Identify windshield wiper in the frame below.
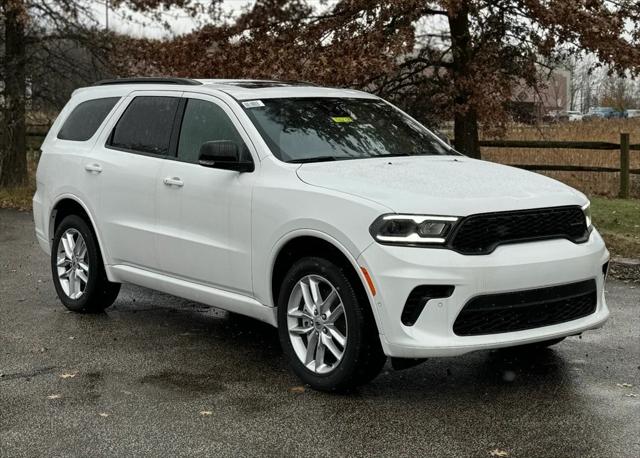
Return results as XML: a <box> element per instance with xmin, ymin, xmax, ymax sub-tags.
<box><xmin>287</xmin><ymin>156</ymin><xmax>339</xmax><ymax>164</ymax></box>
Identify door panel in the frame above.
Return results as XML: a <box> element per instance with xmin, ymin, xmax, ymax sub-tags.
<box><xmin>93</xmin><ymin>91</ymin><xmax>182</xmax><ymax>270</ymax></box>
<box><xmin>97</xmin><ymin>150</ymin><xmax>164</xmax><ymax>268</ymax></box>
<box><xmin>156</xmin><ymin>162</ymin><xmax>253</xmax><ymax>293</ymax></box>
<box><xmin>156</xmin><ymin>95</ymin><xmax>255</xmax><ymax>295</ymax></box>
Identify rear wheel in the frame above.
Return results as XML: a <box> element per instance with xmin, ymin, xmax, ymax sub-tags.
<box><xmin>51</xmin><ymin>215</ymin><xmax>120</xmax><ymax>313</ymax></box>
<box><xmin>277</xmin><ymin>257</ymin><xmax>386</xmax><ymax>391</ymax></box>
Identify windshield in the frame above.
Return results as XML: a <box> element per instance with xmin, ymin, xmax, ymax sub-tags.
<box><xmin>242</xmin><ymin>97</ymin><xmax>456</xmax><ymax>163</ymax></box>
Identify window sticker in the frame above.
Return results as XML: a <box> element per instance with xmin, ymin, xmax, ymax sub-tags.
<box><xmin>331</xmin><ymin>116</ymin><xmax>353</xmax><ymax>123</ymax></box>
<box><xmin>242</xmin><ymin>100</ymin><xmax>265</xmax><ymax>108</ymax></box>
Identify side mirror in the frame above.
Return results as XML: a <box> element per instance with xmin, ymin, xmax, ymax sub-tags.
<box><xmin>198</xmin><ymin>140</ymin><xmax>254</xmax><ymax>173</ymax></box>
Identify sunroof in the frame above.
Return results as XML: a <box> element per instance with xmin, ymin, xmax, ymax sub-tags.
<box><xmin>222</xmin><ymin>80</ymin><xmax>316</xmax><ymax>88</ymax></box>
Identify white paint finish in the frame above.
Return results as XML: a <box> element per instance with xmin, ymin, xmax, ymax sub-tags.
<box><xmin>194</xmin><ymin>80</ymin><xmax>378</xmax><ymax>101</ymax></box>
<box><xmin>34</xmin><ymin>80</ymin><xmax>609</xmax><ymax>361</ymax></box>
<box><xmin>95</xmin><ymin>149</ymin><xmax>164</xmax><ymax>268</ymax></box>
<box><xmin>358</xmin><ymin>231</ymin><xmax>609</xmax><ymax>357</ymax></box>
<box><xmin>156</xmin><ymin>160</ymin><xmax>254</xmax><ymax>294</ymax></box>
<box><xmin>249</xmin><ymin>156</ymin><xmax>390</xmax><ymax>307</ymax></box>
<box><xmin>296</xmin><ymin>155</ymin><xmax>588</xmax><ymax>215</ymax></box>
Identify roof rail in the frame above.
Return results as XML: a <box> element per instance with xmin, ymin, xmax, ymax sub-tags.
<box><xmin>215</xmin><ymin>79</ymin><xmax>319</xmax><ymax>88</ymax></box>
<box><xmin>94</xmin><ymin>77</ymin><xmax>203</xmax><ymax>86</ymax></box>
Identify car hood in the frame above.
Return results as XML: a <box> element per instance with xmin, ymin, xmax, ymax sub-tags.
<box><xmin>295</xmin><ymin>156</ymin><xmax>586</xmax><ymax>215</ymax></box>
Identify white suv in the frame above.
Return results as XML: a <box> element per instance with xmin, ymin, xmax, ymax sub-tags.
<box><xmin>34</xmin><ymin>78</ymin><xmax>610</xmax><ymax>391</ymax></box>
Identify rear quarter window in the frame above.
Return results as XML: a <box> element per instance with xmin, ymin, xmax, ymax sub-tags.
<box><xmin>57</xmin><ymin>97</ymin><xmax>120</xmax><ymax>142</ymax></box>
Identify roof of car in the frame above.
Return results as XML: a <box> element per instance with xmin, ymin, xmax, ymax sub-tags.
<box><xmin>86</xmin><ymin>78</ymin><xmax>377</xmax><ymax>101</ymax></box>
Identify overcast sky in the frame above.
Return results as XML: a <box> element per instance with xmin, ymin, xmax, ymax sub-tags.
<box><xmin>93</xmin><ymin>0</ymin><xmax>333</xmax><ymax>39</ymax></box>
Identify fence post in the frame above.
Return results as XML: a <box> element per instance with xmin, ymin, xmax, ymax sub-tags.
<box><xmin>619</xmin><ymin>133</ymin><xmax>630</xmax><ymax>199</ymax></box>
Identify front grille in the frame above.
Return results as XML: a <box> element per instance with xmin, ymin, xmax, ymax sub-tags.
<box><xmin>453</xmin><ymin>279</ymin><xmax>597</xmax><ymax>336</ymax></box>
<box><xmin>448</xmin><ymin>206</ymin><xmax>589</xmax><ymax>255</ymax></box>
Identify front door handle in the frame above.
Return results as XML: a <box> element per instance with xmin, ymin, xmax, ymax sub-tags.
<box><xmin>84</xmin><ymin>163</ymin><xmax>102</xmax><ymax>174</ymax></box>
<box><xmin>163</xmin><ymin>177</ymin><xmax>184</xmax><ymax>187</ymax></box>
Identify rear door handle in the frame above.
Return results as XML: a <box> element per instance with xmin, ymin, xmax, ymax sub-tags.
<box><xmin>84</xmin><ymin>163</ymin><xmax>102</xmax><ymax>174</ymax></box>
<box><xmin>163</xmin><ymin>177</ymin><xmax>184</xmax><ymax>187</ymax></box>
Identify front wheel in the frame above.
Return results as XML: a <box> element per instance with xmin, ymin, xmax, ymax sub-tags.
<box><xmin>51</xmin><ymin>215</ymin><xmax>120</xmax><ymax>313</ymax></box>
<box><xmin>277</xmin><ymin>257</ymin><xmax>386</xmax><ymax>391</ymax></box>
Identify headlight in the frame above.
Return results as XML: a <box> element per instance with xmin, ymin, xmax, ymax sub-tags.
<box><xmin>369</xmin><ymin>214</ymin><xmax>459</xmax><ymax>245</ymax></box>
<box><xmin>582</xmin><ymin>202</ymin><xmax>592</xmax><ymax>229</ymax></box>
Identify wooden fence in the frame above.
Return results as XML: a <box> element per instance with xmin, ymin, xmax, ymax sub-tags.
<box><xmin>479</xmin><ymin>133</ymin><xmax>638</xmax><ymax>199</ymax></box>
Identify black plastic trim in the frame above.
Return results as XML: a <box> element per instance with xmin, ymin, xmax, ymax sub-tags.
<box><xmin>453</xmin><ymin>279</ymin><xmax>597</xmax><ymax>336</ymax></box>
<box><xmin>446</xmin><ymin>205</ymin><xmax>590</xmax><ymax>255</ymax></box>
<box><xmin>168</xmin><ymin>98</ymin><xmax>187</xmax><ymax>158</ymax></box>
<box><xmin>402</xmin><ymin>285</ymin><xmax>455</xmax><ymax>326</ymax></box>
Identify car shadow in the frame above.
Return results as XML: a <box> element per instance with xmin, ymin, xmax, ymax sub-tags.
<box><xmin>69</xmin><ymin>285</ymin><xmax>582</xmax><ymax>397</ymax></box>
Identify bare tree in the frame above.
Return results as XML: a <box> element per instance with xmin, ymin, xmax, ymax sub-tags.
<box><xmin>0</xmin><ymin>0</ymin><xmax>201</xmax><ymax>187</ymax></box>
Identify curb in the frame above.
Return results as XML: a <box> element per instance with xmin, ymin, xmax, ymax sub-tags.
<box><xmin>610</xmin><ymin>257</ymin><xmax>640</xmax><ymax>283</ymax></box>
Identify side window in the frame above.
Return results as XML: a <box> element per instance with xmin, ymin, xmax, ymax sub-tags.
<box><xmin>177</xmin><ymin>98</ymin><xmax>249</xmax><ymax>163</ymax></box>
<box><xmin>57</xmin><ymin>97</ymin><xmax>120</xmax><ymax>141</ymax></box>
<box><xmin>109</xmin><ymin>96</ymin><xmax>180</xmax><ymax>156</ymax></box>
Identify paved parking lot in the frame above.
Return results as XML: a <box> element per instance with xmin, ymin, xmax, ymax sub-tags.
<box><xmin>1</xmin><ymin>209</ymin><xmax>639</xmax><ymax>457</ymax></box>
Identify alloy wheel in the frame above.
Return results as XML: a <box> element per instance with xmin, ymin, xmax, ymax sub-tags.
<box><xmin>287</xmin><ymin>274</ymin><xmax>348</xmax><ymax>374</ymax></box>
<box><xmin>56</xmin><ymin>228</ymin><xmax>89</xmax><ymax>299</ymax></box>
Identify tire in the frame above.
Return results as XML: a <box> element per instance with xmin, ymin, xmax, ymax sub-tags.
<box><xmin>277</xmin><ymin>256</ymin><xmax>386</xmax><ymax>391</ymax></box>
<box><xmin>51</xmin><ymin>214</ymin><xmax>120</xmax><ymax>313</ymax></box>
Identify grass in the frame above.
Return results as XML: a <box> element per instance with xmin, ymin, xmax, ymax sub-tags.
<box><xmin>591</xmin><ymin>197</ymin><xmax>640</xmax><ymax>258</ymax></box>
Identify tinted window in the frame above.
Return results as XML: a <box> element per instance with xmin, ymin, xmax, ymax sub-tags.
<box><xmin>243</xmin><ymin>98</ymin><xmax>455</xmax><ymax>163</ymax></box>
<box><xmin>57</xmin><ymin>97</ymin><xmax>120</xmax><ymax>141</ymax></box>
<box><xmin>110</xmin><ymin>96</ymin><xmax>180</xmax><ymax>155</ymax></box>
<box><xmin>178</xmin><ymin>99</ymin><xmax>248</xmax><ymax>163</ymax></box>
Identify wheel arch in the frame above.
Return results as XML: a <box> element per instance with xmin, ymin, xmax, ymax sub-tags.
<box><xmin>49</xmin><ymin>195</ymin><xmax>111</xmax><ymax>273</ymax></box>
<box><xmin>269</xmin><ymin>231</ymin><xmax>382</xmax><ymax>335</ymax></box>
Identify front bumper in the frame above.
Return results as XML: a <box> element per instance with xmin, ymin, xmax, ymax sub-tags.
<box><xmin>357</xmin><ymin>230</ymin><xmax>610</xmax><ymax>358</ymax></box>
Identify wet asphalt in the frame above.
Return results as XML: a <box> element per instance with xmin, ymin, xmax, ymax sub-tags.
<box><xmin>0</xmin><ymin>209</ymin><xmax>639</xmax><ymax>457</ymax></box>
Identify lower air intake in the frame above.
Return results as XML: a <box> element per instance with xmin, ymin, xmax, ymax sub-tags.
<box><xmin>453</xmin><ymin>279</ymin><xmax>597</xmax><ymax>336</ymax></box>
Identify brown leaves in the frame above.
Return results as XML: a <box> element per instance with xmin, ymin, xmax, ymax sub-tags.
<box><xmin>59</xmin><ymin>372</ymin><xmax>77</xmax><ymax>379</ymax></box>
<box><xmin>108</xmin><ymin>0</ymin><xmax>640</xmax><ymax>141</ymax></box>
